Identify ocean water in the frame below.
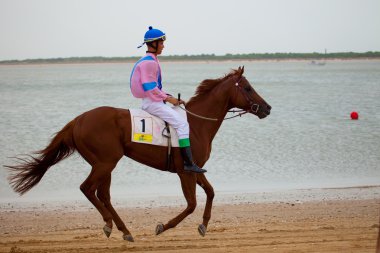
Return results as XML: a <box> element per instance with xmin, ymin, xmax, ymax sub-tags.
<box><xmin>0</xmin><ymin>60</ymin><xmax>379</xmax><ymax>203</ymax></box>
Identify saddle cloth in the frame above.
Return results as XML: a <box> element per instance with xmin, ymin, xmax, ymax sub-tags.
<box><xmin>129</xmin><ymin>108</ymin><xmax>187</xmax><ymax>147</ymax></box>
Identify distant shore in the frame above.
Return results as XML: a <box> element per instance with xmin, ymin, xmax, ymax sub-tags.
<box><xmin>0</xmin><ymin>58</ymin><xmax>379</xmax><ymax>67</ymax></box>
<box><xmin>1</xmin><ymin>52</ymin><xmax>379</xmax><ymax>65</ymax></box>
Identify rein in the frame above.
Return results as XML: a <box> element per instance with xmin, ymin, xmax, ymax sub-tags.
<box><xmin>178</xmin><ymin>105</ymin><xmax>218</xmax><ymax>121</ymax></box>
<box><xmin>178</xmin><ymin>76</ymin><xmax>260</xmax><ymax>121</ymax></box>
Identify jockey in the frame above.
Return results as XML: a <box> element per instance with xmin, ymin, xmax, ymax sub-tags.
<box><xmin>130</xmin><ymin>26</ymin><xmax>207</xmax><ymax>173</ymax></box>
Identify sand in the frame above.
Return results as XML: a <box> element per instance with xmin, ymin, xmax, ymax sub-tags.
<box><xmin>1</xmin><ymin>190</ymin><xmax>379</xmax><ymax>253</ymax></box>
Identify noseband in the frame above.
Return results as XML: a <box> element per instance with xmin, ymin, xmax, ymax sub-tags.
<box><xmin>224</xmin><ymin>77</ymin><xmax>260</xmax><ymax>120</ymax></box>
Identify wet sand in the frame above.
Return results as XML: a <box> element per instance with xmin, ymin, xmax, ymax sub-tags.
<box><xmin>1</xmin><ymin>196</ymin><xmax>379</xmax><ymax>252</ymax></box>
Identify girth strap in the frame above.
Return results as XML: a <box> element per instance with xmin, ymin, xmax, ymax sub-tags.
<box><xmin>162</xmin><ymin>122</ymin><xmax>173</xmax><ymax>171</ymax></box>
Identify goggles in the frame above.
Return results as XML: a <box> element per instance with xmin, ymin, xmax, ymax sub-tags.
<box><xmin>145</xmin><ymin>35</ymin><xmax>166</xmax><ymax>43</ymax></box>
<box><xmin>138</xmin><ymin>35</ymin><xmax>166</xmax><ymax>48</ymax></box>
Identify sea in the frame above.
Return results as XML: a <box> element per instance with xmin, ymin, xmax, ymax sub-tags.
<box><xmin>0</xmin><ymin>60</ymin><xmax>379</xmax><ymax>206</ymax></box>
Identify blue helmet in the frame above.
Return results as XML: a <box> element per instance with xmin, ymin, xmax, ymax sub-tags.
<box><xmin>138</xmin><ymin>26</ymin><xmax>166</xmax><ymax>48</ymax></box>
<box><xmin>144</xmin><ymin>26</ymin><xmax>166</xmax><ymax>42</ymax></box>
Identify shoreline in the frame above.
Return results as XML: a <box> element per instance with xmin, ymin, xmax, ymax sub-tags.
<box><xmin>1</xmin><ymin>185</ymin><xmax>379</xmax><ymax>211</ymax></box>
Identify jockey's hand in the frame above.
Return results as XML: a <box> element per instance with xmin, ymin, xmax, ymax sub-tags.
<box><xmin>165</xmin><ymin>97</ymin><xmax>186</xmax><ymax>106</ymax></box>
<box><xmin>178</xmin><ymin>99</ymin><xmax>186</xmax><ymax>105</ymax></box>
<box><xmin>165</xmin><ymin>96</ymin><xmax>179</xmax><ymax>106</ymax></box>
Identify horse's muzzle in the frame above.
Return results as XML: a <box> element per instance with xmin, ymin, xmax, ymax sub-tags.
<box><xmin>258</xmin><ymin>103</ymin><xmax>271</xmax><ymax>119</ymax></box>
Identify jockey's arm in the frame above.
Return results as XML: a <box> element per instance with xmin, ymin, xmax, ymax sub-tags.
<box><xmin>140</xmin><ymin>61</ymin><xmax>168</xmax><ymax>102</ymax></box>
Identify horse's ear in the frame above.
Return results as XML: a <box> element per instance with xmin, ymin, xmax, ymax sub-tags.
<box><xmin>237</xmin><ymin>66</ymin><xmax>244</xmax><ymax>78</ymax></box>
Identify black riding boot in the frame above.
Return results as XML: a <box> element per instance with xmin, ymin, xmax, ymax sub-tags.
<box><xmin>180</xmin><ymin>146</ymin><xmax>207</xmax><ymax>173</ymax></box>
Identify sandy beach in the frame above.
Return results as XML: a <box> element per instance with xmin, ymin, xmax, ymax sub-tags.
<box><xmin>1</xmin><ymin>187</ymin><xmax>379</xmax><ymax>253</ymax></box>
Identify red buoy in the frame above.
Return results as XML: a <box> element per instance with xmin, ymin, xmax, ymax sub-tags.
<box><xmin>350</xmin><ymin>111</ymin><xmax>359</xmax><ymax>120</ymax></box>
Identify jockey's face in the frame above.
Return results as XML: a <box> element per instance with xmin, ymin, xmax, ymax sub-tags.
<box><xmin>147</xmin><ymin>40</ymin><xmax>165</xmax><ymax>55</ymax></box>
<box><xmin>156</xmin><ymin>40</ymin><xmax>165</xmax><ymax>55</ymax></box>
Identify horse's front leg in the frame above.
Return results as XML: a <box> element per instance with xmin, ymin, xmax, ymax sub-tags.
<box><xmin>196</xmin><ymin>174</ymin><xmax>214</xmax><ymax>236</ymax></box>
<box><xmin>155</xmin><ymin>172</ymin><xmax>197</xmax><ymax>235</ymax></box>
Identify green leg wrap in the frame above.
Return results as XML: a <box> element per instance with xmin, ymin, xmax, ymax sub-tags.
<box><xmin>179</xmin><ymin>138</ymin><xmax>190</xmax><ymax>148</ymax></box>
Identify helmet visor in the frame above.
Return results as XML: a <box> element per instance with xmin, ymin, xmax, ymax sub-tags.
<box><xmin>145</xmin><ymin>35</ymin><xmax>166</xmax><ymax>43</ymax></box>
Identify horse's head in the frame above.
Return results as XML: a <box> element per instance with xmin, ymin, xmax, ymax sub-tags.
<box><xmin>187</xmin><ymin>67</ymin><xmax>271</xmax><ymax>120</ymax></box>
<box><xmin>228</xmin><ymin>66</ymin><xmax>271</xmax><ymax>119</ymax></box>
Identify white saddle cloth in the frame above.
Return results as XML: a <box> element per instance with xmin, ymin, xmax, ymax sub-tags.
<box><xmin>129</xmin><ymin>108</ymin><xmax>187</xmax><ymax>147</ymax></box>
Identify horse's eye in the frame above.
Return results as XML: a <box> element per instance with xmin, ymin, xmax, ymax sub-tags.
<box><xmin>244</xmin><ymin>86</ymin><xmax>252</xmax><ymax>92</ymax></box>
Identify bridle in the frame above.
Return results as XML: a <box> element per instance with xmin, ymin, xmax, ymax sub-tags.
<box><xmin>179</xmin><ymin>75</ymin><xmax>261</xmax><ymax>121</ymax></box>
<box><xmin>224</xmin><ymin>76</ymin><xmax>260</xmax><ymax>120</ymax></box>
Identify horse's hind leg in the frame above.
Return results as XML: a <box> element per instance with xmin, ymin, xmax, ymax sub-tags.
<box><xmin>156</xmin><ymin>172</ymin><xmax>197</xmax><ymax>235</ymax></box>
<box><xmin>196</xmin><ymin>174</ymin><xmax>215</xmax><ymax>236</ymax></box>
<box><xmin>80</xmin><ymin>164</ymin><xmax>117</xmax><ymax>236</ymax></box>
<box><xmin>96</xmin><ymin>174</ymin><xmax>134</xmax><ymax>242</ymax></box>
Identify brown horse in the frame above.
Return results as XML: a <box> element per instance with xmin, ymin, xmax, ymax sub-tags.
<box><xmin>6</xmin><ymin>66</ymin><xmax>271</xmax><ymax>242</ymax></box>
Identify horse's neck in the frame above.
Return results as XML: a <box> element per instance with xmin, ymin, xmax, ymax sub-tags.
<box><xmin>186</xmin><ymin>82</ymin><xmax>232</xmax><ymax>164</ymax></box>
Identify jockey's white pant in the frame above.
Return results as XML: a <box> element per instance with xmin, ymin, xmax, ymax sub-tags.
<box><xmin>141</xmin><ymin>98</ymin><xmax>189</xmax><ymax>139</ymax></box>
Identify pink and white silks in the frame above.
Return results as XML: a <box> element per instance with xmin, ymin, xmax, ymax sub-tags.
<box><xmin>130</xmin><ymin>53</ymin><xmax>190</xmax><ymax>140</ymax></box>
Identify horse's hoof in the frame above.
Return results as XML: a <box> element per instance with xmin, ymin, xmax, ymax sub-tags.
<box><xmin>155</xmin><ymin>223</ymin><xmax>164</xmax><ymax>235</ymax></box>
<box><xmin>198</xmin><ymin>224</ymin><xmax>207</xmax><ymax>237</ymax></box>
<box><xmin>103</xmin><ymin>225</ymin><xmax>112</xmax><ymax>238</ymax></box>
<box><xmin>123</xmin><ymin>234</ymin><xmax>134</xmax><ymax>242</ymax></box>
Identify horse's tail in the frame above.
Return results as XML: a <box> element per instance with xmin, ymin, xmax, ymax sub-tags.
<box><xmin>6</xmin><ymin>119</ymin><xmax>77</xmax><ymax>195</ymax></box>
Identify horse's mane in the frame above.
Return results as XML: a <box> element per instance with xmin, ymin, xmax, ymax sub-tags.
<box><xmin>188</xmin><ymin>69</ymin><xmax>239</xmax><ymax>104</ymax></box>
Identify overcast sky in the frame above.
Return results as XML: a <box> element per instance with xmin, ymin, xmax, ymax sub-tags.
<box><xmin>1</xmin><ymin>0</ymin><xmax>379</xmax><ymax>60</ymax></box>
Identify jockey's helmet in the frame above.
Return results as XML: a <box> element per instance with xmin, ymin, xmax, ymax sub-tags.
<box><xmin>138</xmin><ymin>26</ymin><xmax>166</xmax><ymax>48</ymax></box>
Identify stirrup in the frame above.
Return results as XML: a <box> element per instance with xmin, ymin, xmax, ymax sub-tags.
<box><xmin>184</xmin><ymin>164</ymin><xmax>207</xmax><ymax>173</ymax></box>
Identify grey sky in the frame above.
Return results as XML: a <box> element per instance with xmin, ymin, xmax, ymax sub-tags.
<box><xmin>0</xmin><ymin>0</ymin><xmax>379</xmax><ymax>60</ymax></box>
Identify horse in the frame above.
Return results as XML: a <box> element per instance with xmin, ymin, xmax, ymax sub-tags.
<box><xmin>5</xmin><ymin>66</ymin><xmax>271</xmax><ymax>242</ymax></box>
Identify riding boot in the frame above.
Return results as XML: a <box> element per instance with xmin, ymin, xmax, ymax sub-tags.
<box><xmin>180</xmin><ymin>146</ymin><xmax>207</xmax><ymax>173</ymax></box>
